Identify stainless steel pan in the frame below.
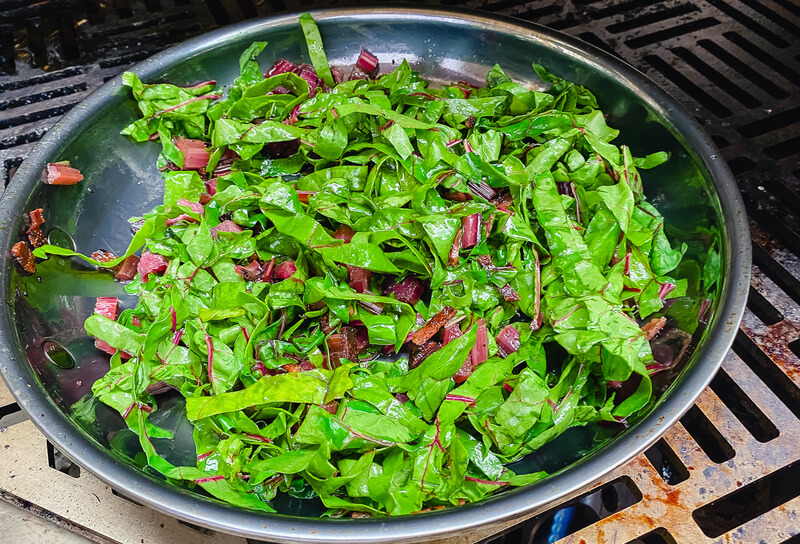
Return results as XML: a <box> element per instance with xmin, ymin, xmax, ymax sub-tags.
<box><xmin>0</xmin><ymin>7</ymin><xmax>750</xmax><ymax>543</ymax></box>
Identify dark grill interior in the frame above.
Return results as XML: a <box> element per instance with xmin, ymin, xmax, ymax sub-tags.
<box><xmin>1</xmin><ymin>0</ymin><xmax>799</xmax><ymax>542</ymax></box>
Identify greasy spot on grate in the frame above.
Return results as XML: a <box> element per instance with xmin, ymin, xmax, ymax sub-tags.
<box><xmin>680</xmin><ymin>405</ymin><xmax>735</xmax><ymax>463</ymax></box>
<box><xmin>747</xmin><ymin>286</ymin><xmax>784</xmax><ymax>326</ymax></box>
<box><xmin>644</xmin><ymin>439</ymin><xmax>690</xmax><ymax>485</ymax></box>
<box><xmin>756</xmin><ymin>179</ymin><xmax>800</xmax><ymax>223</ymax></box>
<box><xmin>692</xmin><ymin>459</ymin><xmax>800</xmax><ymax>538</ymax></box>
<box><xmin>46</xmin><ymin>441</ymin><xmax>80</xmax><ymax>479</ymax></box>
<box><xmin>709</xmin><ymin>369</ymin><xmax>780</xmax><ymax>443</ymax></box>
<box><xmin>733</xmin><ymin>331</ymin><xmax>800</xmax><ymax>420</ymax></box>
<box><xmin>626</xmin><ymin>527</ymin><xmax>678</xmax><ymax>544</ymax></box>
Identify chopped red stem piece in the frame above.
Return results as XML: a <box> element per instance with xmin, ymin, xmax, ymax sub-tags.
<box><xmin>333</xmin><ymin>224</ymin><xmax>355</xmax><ymax>243</ymax></box>
<box><xmin>235</xmin><ymin>260</ymin><xmax>263</xmax><ymax>282</ymax></box>
<box><xmin>42</xmin><ymin>163</ymin><xmax>83</xmax><ymax>185</ymax></box>
<box><xmin>461</xmin><ymin>213</ymin><xmax>481</xmax><ymax>249</ymax></box>
<box><xmin>94</xmin><ymin>297</ymin><xmax>119</xmax><ymax>320</ymax></box>
<box><xmin>355</xmin><ymin>49</ymin><xmax>379</xmax><ymax>72</ymax></box>
<box><xmin>274</xmin><ymin>260</ymin><xmax>297</xmax><ymax>280</ymax></box>
<box><xmin>266</xmin><ymin>58</ymin><xmax>298</xmax><ymax>77</ymax></box>
<box><xmin>496</xmin><ymin>325</ymin><xmax>520</xmax><ymax>357</ymax></box>
<box><xmin>410</xmin><ymin>306</ymin><xmax>457</xmax><ymax>345</ymax></box>
<box><xmin>297</xmin><ymin>190</ymin><xmax>316</xmax><ymax>204</ymax></box>
<box><xmin>410</xmin><ymin>340</ymin><xmax>442</xmax><ymax>369</ymax></box>
<box><xmin>407</xmin><ymin>92</ymin><xmax>441</xmax><ymax>100</ymax></box>
<box><xmin>210</xmin><ymin>220</ymin><xmax>243</xmax><ymax>238</ymax></box>
<box><xmin>443</xmin><ymin>323</ymin><xmax>463</xmax><ymax>345</ymax></box>
<box><xmin>138</xmin><ymin>252</ymin><xmax>168</xmax><ymax>282</ymax></box>
<box><xmin>205</xmin><ymin>334</ymin><xmax>215</xmax><ymax>389</ymax></box>
<box><xmin>175</xmin><ymin>138</ymin><xmax>210</xmax><ymax>171</ymax></box>
<box><xmin>471</xmin><ymin>319</ymin><xmax>489</xmax><ymax>367</ymax></box>
<box><xmin>444</xmin><ymin>394</ymin><xmax>476</xmax><ymax>405</ymax></box>
<box><xmin>348</xmin><ymin>266</ymin><xmax>372</xmax><ymax>294</ymax></box>
<box><xmin>385</xmin><ymin>277</ymin><xmax>425</xmax><ymax>305</ymax></box>
<box><xmin>658</xmin><ymin>282</ymin><xmax>676</xmax><ymax>300</ymax></box>
<box><xmin>114</xmin><ymin>255</ymin><xmax>140</xmax><ymax>281</ymax></box>
<box><xmin>448</xmin><ymin>228</ymin><xmax>463</xmax><ymax>267</ymax></box>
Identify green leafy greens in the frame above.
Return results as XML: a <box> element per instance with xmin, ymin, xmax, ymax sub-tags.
<box><xmin>37</xmin><ymin>14</ymin><xmax>715</xmax><ymax>517</ymax></box>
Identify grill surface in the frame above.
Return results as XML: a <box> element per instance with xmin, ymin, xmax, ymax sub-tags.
<box><xmin>0</xmin><ymin>0</ymin><xmax>799</xmax><ymax>543</ymax></box>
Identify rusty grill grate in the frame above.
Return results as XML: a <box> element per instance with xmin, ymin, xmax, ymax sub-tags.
<box><xmin>1</xmin><ymin>0</ymin><xmax>799</xmax><ymax>542</ymax></box>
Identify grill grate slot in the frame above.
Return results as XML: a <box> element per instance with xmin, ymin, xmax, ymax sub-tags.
<box><xmin>692</xmin><ymin>459</ymin><xmax>800</xmax><ymax>538</ymax></box>
<box><xmin>733</xmin><ymin>331</ymin><xmax>800</xmax><ymax>420</ymax></box>
<box><xmin>709</xmin><ymin>369</ymin><xmax>780</xmax><ymax>442</ymax></box>
<box><xmin>679</xmin><ymin>405</ymin><xmax>736</xmax><ymax>463</ymax></box>
<box><xmin>626</xmin><ymin>529</ymin><xmax>678</xmax><ymax>544</ymax></box>
<box><xmin>747</xmin><ymin>285</ymin><xmax>784</xmax><ymax>325</ymax></box>
<box><xmin>644</xmin><ymin>53</ymin><xmax>734</xmax><ymax>117</ymax></box>
<box><xmin>643</xmin><ymin>439</ymin><xmax>690</xmax><ymax>485</ymax></box>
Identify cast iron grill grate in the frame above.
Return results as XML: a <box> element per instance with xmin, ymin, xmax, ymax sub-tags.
<box><xmin>0</xmin><ymin>0</ymin><xmax>798</xmax><ymax>543</ymax></box>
